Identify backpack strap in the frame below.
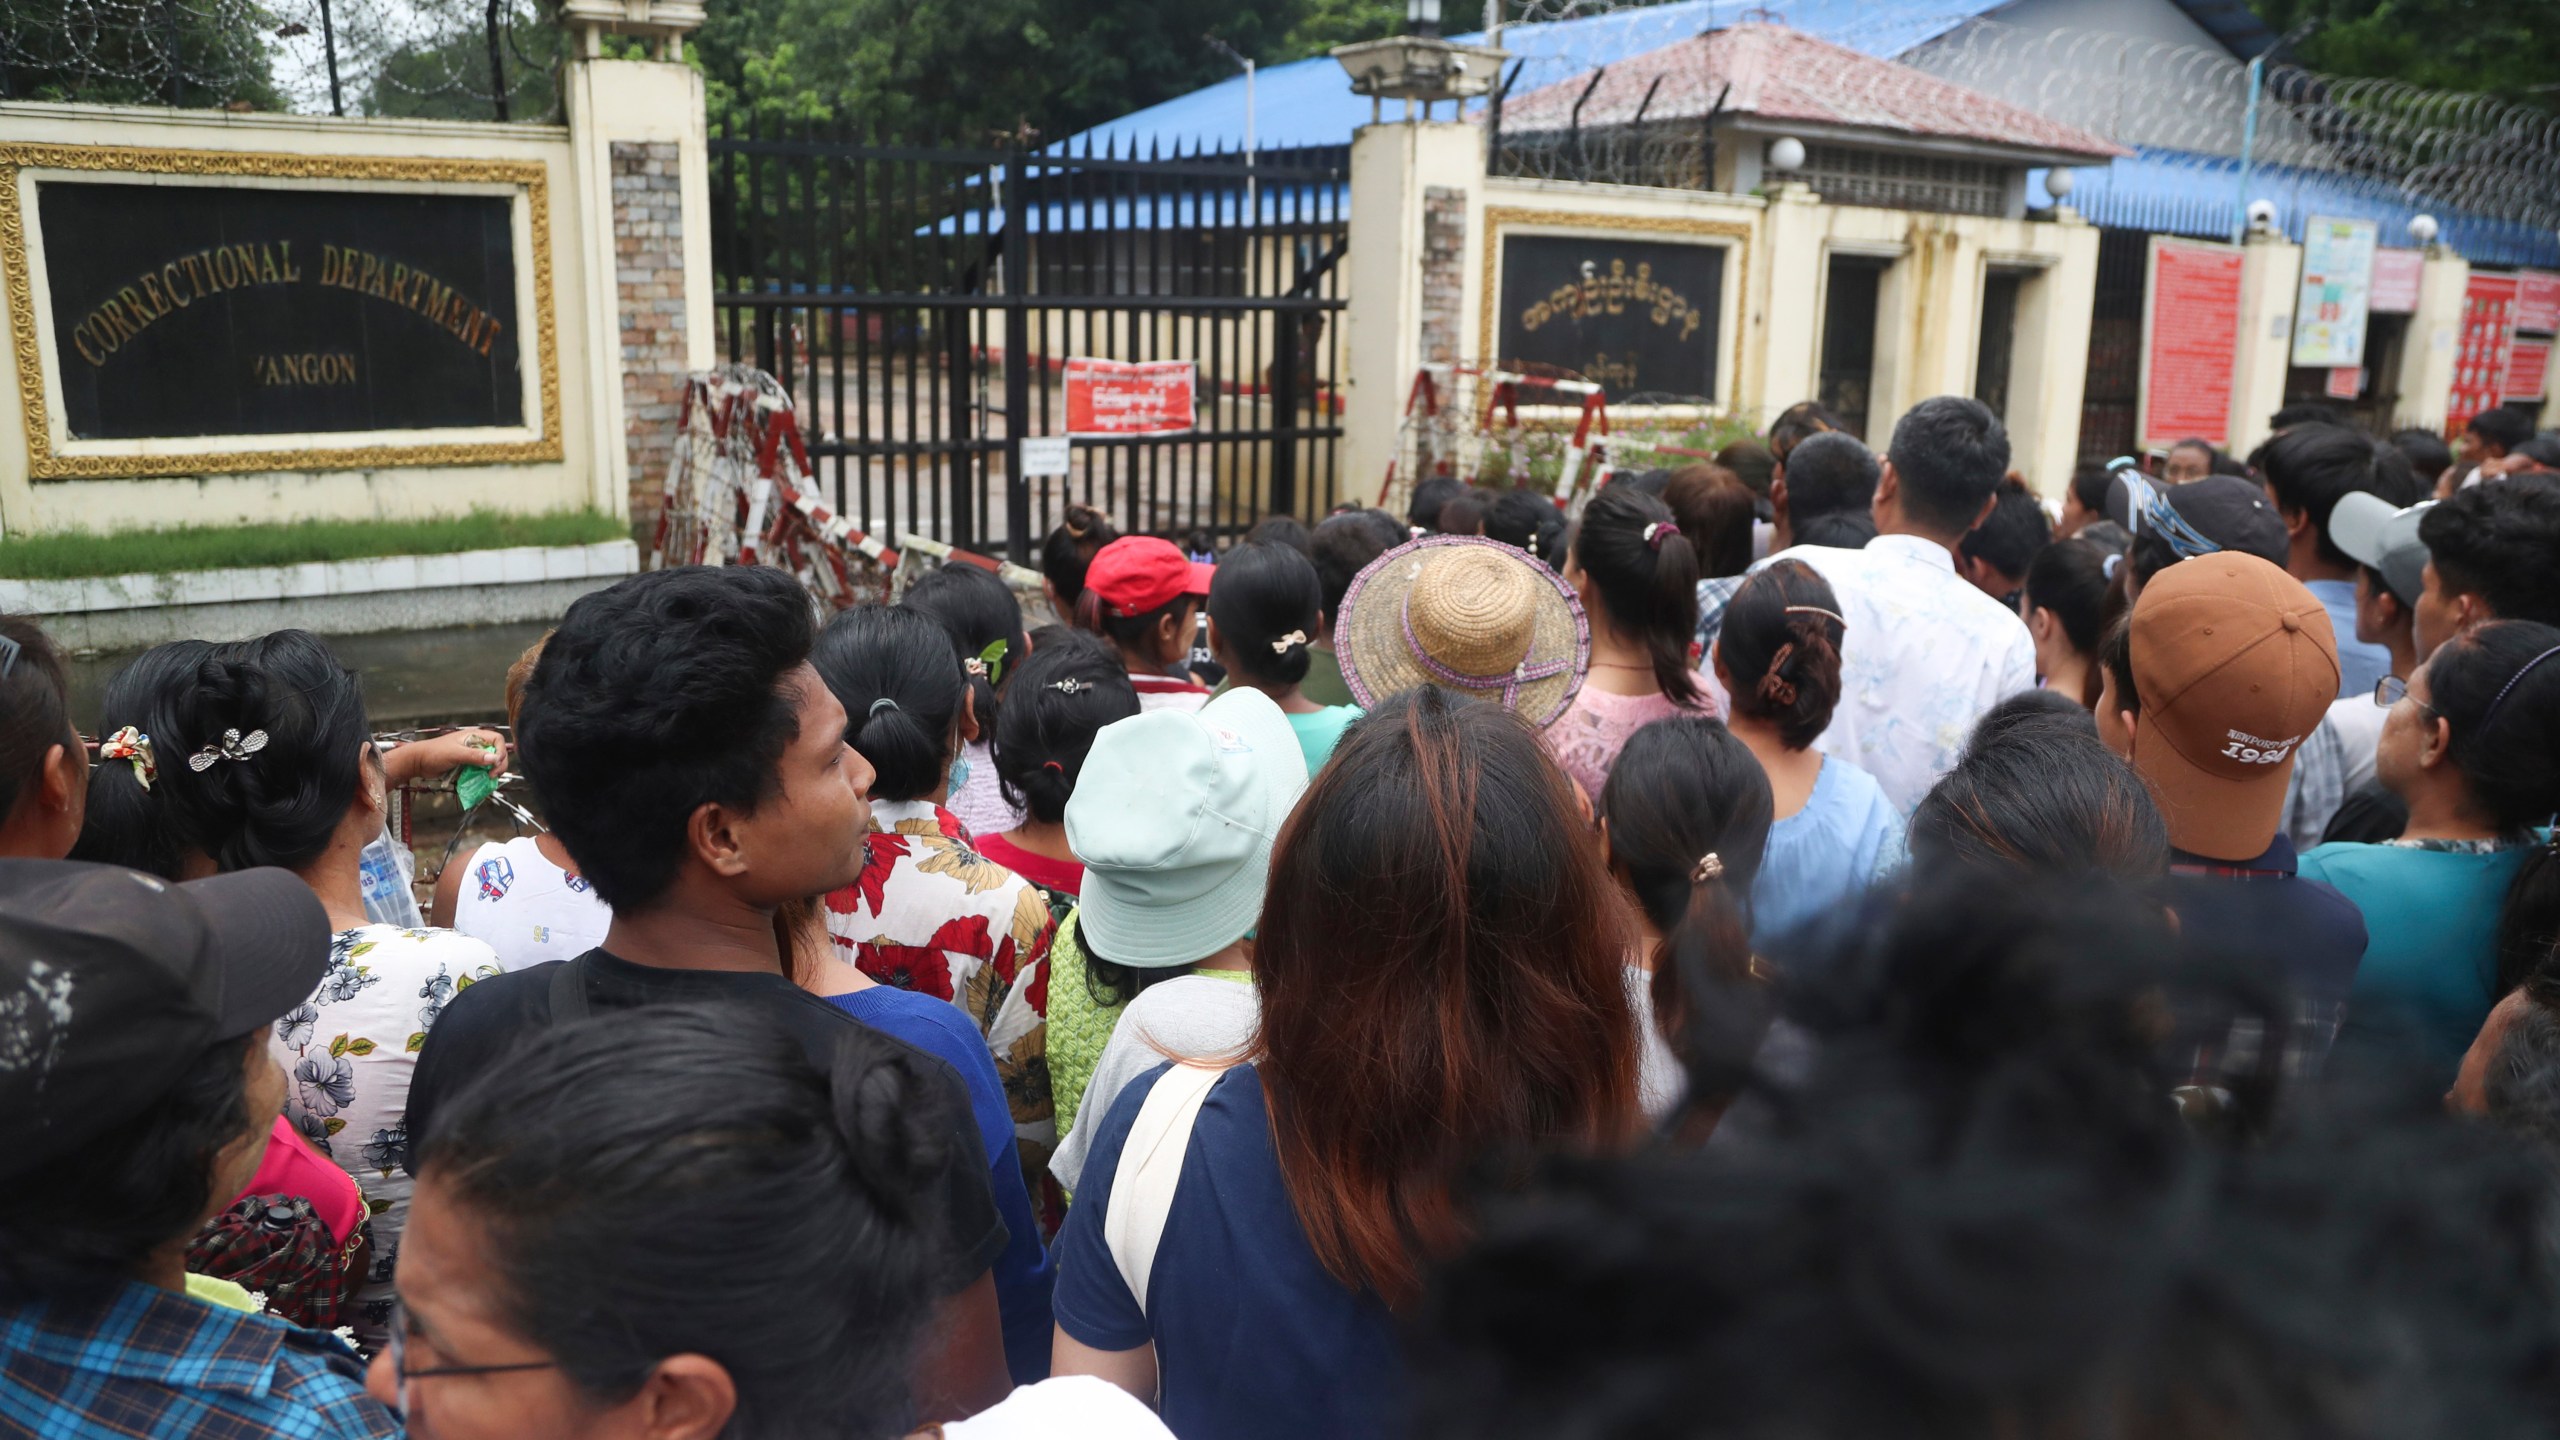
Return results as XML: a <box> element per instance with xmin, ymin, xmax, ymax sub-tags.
<box><xmin>547</xmin><ymin>956</ymin><xmax>591</xmax><ymax>1023</ymax></box>
<box><xmin>1103</xmin><ymin>1062</ymin><xmax>1228</xmax><ymax>1317</ymax></box>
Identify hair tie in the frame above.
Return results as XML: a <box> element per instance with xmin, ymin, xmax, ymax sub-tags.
<box><xmin>1042</xmin><ymin>760</ymin><xmax>1065</xmax><ymax>775</ymax></box>
<box><xmin>1781</xmin><ymin>603</ymin><xmax>1846</xmax><ymax>629</ymax></box>
<box><xmin>2102</xmin><ymin>552</ymin><xmax>2123</xmax><ymax>581</ymax></box>
<box><xmin>2483</xmin><ymin>644</ymin><xmax>2560</xmax><ymax>726</ymax></box>
<box><xmin>100</xmin><ymin>726</ymin><xmax>156</xmax><ymax>790</ymax></box>
<box><xmin>1270</xmin><ymin>630</ymin><xmax>1309</xmax><ymax>655</ymax></box>
<box><xmin>1690</xmin><ymin>852</ymin><xmax>1724</xmax><ymax>883</ymax></box>
<box><xmin>964</xmin><ymin>657</ymin><xmax>988</xmax><ymax>678</ymax></box>
<box><xmin>187</xmin><ymin>727</ymin><xmax>267</xmax><ymax>774</ymax></box>
<box><xmin>1643</xmin><ymin>521</ymin><xmax>1681</xmax><ymax>550</ymax></box>
<box><xmin>1047</xmin><ymin>677</ymin><xmax>1088</xmax><ymax>694</ymax></box>
<box><xmin>868</xmin><ymin>698</ymin><xmax>900</xmax><ymax>718</ymax></box>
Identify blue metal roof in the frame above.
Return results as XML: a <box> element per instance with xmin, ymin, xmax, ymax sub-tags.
<box><xmin>2033</xmin><ymin>147</ymin><xmax>2560</xmax><ymax>268</ymax></box>
<box><xmin>1062</xmin><ymin>0</ymin><xmax>2017</xmax><ymax>157</ymax></box>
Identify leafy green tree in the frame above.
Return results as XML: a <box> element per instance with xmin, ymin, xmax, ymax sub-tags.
<box><xmin>1282</xmin><ymin>0</ymin><xmax>1405</xmax><ymax>59</ymax></box>
<box><xmin>1</xmin><ymin>0</ymin><xmax>280</xmax><ymax>108</ymax></box>
<box><xmin>362</xmin><ymin>11</ymin><xmax>562</xmax><ymax>120</ymax></box>
<box><xmin>2248</xmin><ymin>0</ymin><xmax>2560</xmax><ymax>107</ymax></box>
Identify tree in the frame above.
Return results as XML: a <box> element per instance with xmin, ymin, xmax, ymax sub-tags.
<box><xmin>2248</xmin><ymin>0</ymin><xmax>2560</xmax><ymax>107</ymax></box>
<box><xmin>1282</xmin><ymin>0</ymin><xmax>1405</xmax><ymax>60</ymax></box>
<box><xmin>1</xmin><ymin>0</ymin><xmax>281</xmax><ymax>108</ymax></box>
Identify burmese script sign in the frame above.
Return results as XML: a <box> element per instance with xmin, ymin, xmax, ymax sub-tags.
<box><xmin>37</xmin><ymin>181</ymin><xmax>524</xmax><ymax>442</ymax></box>
<box><xmin>1496</xmin><ymin>236</ymin><xmax>1722</xmax><ymax>401</ymax></box>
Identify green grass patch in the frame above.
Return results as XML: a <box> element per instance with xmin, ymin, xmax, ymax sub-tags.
<box><xmin>0</xmin><ymin>509</ymin><xmax>628</xmax><ymax>580</ymax></box>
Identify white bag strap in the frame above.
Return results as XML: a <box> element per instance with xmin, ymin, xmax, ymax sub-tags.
<box><xmin>1103</xmin><ymin>1062</ymin><xmax>1228</xmax><ymax>1316</ymax></box>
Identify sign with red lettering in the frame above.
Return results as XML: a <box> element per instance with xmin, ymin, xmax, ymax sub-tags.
<box><xmin>2326</xmin><ymin>365</ymin><xmax>2362</xmax><ymax>400</ymax></box>
<box><xmin>1064</xmin><ymin>359</ymin><xmax>1196</xmax><ymax>436</ymax></box>
<box><xmin>2139</xmin><ymin>238</ymin><xmax>2244</xmax><ymax>448</ymax></box>
<box><xmin>2506</xmin><ymin>338</ymin><xmax>2551</xmax><ymax>403</ymax></box>
<box><xmin>2369</xmin><ymin>248</ymin><xmax>2424</xmax><ymax>313</ymax></box>
<box><xmin>2516</xmin><ymin>271</ymin><xmax>2560</xmax><ymax>334</ymax></box>
<box><xmin>2447</xmin><ymin>272</ymin><xmax>2519</xmax><ymax>435</ymax></box>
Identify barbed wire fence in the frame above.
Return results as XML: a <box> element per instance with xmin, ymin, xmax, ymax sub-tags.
<box><xmin>0</xmin><ymin>0</ymin><xmax>562</xmax><ymax>119</ymax></box>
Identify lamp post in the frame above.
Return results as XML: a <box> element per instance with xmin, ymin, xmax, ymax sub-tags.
<box><xmin>1205</xmin><ymin>35</ymin><xmax>1257</xmax><ymax>227</ymax></box>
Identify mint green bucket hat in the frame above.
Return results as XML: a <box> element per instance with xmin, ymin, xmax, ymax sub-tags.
<box><xmin>1065</xmin><ymin>685</ymin><xmax>1311</xmax><ymax>967</ymax></box>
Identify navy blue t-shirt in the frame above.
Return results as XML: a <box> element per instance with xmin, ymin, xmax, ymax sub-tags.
<box><xmin>1053</xmin><ymin>1064</ymin><xmax>1406</xmax><ymax>1440</ymax></box>
<box><xmin>829</xmin><ymin>988</ymin><xmax>1054</xmax><ymax>1383</ymax></box>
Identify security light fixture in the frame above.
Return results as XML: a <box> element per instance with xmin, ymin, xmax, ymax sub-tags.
<box><xmin>2408</xmin><ymin>214</ymin><xmax>2439</xmax><ymax>246</ymax></box>
<box><xmin>1767</xmin><ymin>136</ymin><xmax>1805</xmax><ymax>172</ymax></box>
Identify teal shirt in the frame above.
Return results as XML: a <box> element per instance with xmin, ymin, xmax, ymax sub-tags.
<box><xmin>1285</xmin><ymin>705</ymin><xmax>1362</xmax><ymax>774</ymax></box>
<box><xmin>2298</xmin><ymin>840</ymin><xmax>2527</xmax><ymax>1081</ymax></box>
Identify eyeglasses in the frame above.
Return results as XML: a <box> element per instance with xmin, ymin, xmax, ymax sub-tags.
<box><xmin>2374</xmin><ymin>675</ymin><xmax>2439</xmax><ymax>718</ymax></box>
<box><xmin>388</xmin><ymin>1303</ymin><xmax>560</xmax><ymax>1387</ymax></box>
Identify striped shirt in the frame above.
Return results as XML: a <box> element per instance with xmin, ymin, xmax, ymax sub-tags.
<box><xmin>1</xmin><ymin>1280</ymin><xmax>400</xmax><ymax>1440</ymax></box>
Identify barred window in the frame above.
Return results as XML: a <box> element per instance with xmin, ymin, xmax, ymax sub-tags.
<box><xmin>1800</xmin><ymin>145</ymin><xmax>2009</xmax><ymax>217</ymax></box>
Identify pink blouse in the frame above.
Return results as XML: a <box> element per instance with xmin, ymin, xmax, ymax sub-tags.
<box><xmin>1544</xmin><ymin>673</ymin><xmax>1718</xmax><ymax>802</ymax></box>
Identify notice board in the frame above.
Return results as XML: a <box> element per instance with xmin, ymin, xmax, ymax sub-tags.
<box><xmin>2506</xmin><ymin>338</ymin><xmax>2551</xmax><ymax>404</ymax></box>
<box><xmin>1495</xmin><ymin>234</ymin><xmax>1723</xmax><ymax>402</ymax></box>
<box><xmin>2448</xmin><ymin>272</ymin><xmax>2519</xmax><ymax>435</ymax></box>
<box><xmin>2291</xmin><ymin>217</ymin><xmax>2376</xmax><ymax>368</ymax></box>
<box><xmin>2139</xmin><ymin>237</ymin><xmax>2244</xmax><ymax>449</ymax></box>
<box><xmin>2517</xmin><ymin>271</ymin><xmax>2560</xmax><ymax>335</ymax></box>
<box><xmin>2369</xmin><ymin>248</ymin><xmax>2424</xmax><ymax>313</ymax></box>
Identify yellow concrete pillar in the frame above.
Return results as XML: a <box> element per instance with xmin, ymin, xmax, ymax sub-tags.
<box><xmin>1753</xmin><ymin>184</ymin><xmax>1827</xmax><ymax>428</ymax></box>
<box><xmin>2005</xmin><ymin>210</ymin><xmax>2100</xmax><ymax>497</ymax></box>
<box><xmin>1341</xmin><ymin>121</ymin><xmax>1485</xmax><ymax>504</ymax></box>
<box><xmin>2226</xmin><ymin>228</ymin><xmax>2302</xmax><ymax>457</ymax></box>
<box><xmin>2392</xmin><ymin>246</ymin><xmax>2470</xmax><ymax>434</ymax></box>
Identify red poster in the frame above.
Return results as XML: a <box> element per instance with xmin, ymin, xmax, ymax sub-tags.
<box><xmin>1065</xmin><ymin>359</ymin><xmax>1197</xmax><ymax>436</ymax></box>
<box><xmin>2326</xmin><ymin>365</ymin><xmax>2362</xmax><ymax>400</ymax></box>
<box><xmin>2447</xmin><ymin>273</ymin><xmax>2520</xmax><ymax>435</ymax></box>
<box><xmin>2369</xmin><ymin>248</ymin><xmax>2424</xmax><ymax>313</ymax></box>
<box><xmin>2518</xmin><ymin>271</ymin><xmax>2560</xmax><ymax>334</ymax></box>
<box><xmin>2142</xmin><ymin>239</ymin><xmax>2244</xmax><ymax>448</ymax></box>
<box><xmin>2506</xmin><ymin>338</ymin><xmax>2551</xmax><ymax>403</ymax></box>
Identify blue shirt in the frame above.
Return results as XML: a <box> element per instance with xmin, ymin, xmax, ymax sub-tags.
<box><xmin>829</xmin><ymin>987</ymin><xmax>1055</xmax><ymax>1383</ymax></box>
<box><xmin>1751</xmin><ymin>754</ymin><xmax>1906</xmax><ymax>955</ymax></box>
<box><xmin>2167</xmin><ymin>834</ymin><xmax>2367</xmax><ymax>1095</ymax></box>
<box><xmin>2298</xmin><ymin>840</ymin><xmax>2527</xmax><ymax>1083</ymax></box>
<box><xmin>2305</xmin><ymin>577</ymin><xmax>2390</xmax><ymax>701</ymax></box>
<box><xmin>0</xmin><ymin>1280</ymin><xmax>400</xmax><ymax>1440</ymax></box>
<box><xmin>1053</xmin><ymin>1065</ymin><xmax>1405</xmax><ymax>1440</ymax></box>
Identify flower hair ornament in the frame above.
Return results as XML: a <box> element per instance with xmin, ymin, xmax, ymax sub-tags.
<box><xmin>1690</xmin><ymin>852</ymin><xmax>1725</xmax><ymax>883</ymax></box>
<box><xmin>1270</xmin><ymin>630</ymin><xmax>1309</xmax><ymax>655</ymax></box>
<box><xmin>100</xmin><ymin>726</ymin><xmax>157</xmax><ymax>790</ymax></box>
<box><xmin>187</xmin><ymin>727</ymin><xmax>267</xmax><ymax>774</ymax></box>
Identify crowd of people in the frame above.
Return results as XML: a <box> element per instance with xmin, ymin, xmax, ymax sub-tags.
<box><xmin>7</xmin><ymin>391</ymin><xmax>2560</xmax><ymax>1439</ymax></box>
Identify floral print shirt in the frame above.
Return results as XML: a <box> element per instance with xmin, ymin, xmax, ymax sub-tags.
<box><xmin>827</xmin><ymin>800</ymin><xmax>1060</xmax><ymax>1191</ymax></box>
<box><xmin>273</xmin><ymin>924</ymin><xmax>507</xmax><ymax>1346</ymax></box>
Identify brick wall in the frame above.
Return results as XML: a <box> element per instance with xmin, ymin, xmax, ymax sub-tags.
<box><xmin>1420</xmin><ymin>186</ymin><xmax>1469</xmax><ymax>367</ymax></box>
<box><xmin>612</xmin><ymin>140</ymin><xmax>687</xmax><ymax>546</ymax></box>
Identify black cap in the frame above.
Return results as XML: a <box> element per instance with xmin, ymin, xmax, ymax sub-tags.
<box><xmin>2108</xmin><ymin>472</ymin><xmax>2288</xmax><ymax>575</ymax></box>
<box><xmin>0</xmin><ymin>861</ymin><xmax>329</xmax><ymax>1181</ymax></box>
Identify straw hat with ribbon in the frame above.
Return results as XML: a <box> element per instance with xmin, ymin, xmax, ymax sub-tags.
<box><xmin>1336</xmin><ymin>534</ymin><xmax>1591</xmax><ymax>729</ymax></box>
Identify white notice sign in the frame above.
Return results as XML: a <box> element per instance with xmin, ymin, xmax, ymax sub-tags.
<box><xmin>1021</xmin><ymin>436</ymin><xmax>1072</xmax><ymax>477</ymax></box>
<box><xmin>2292</xmin><ymin>216</ymin><xmax>2378</xmax><ymax>368</ymax></box>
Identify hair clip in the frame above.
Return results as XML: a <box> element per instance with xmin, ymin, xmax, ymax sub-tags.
<box><xmin>187</xmin><ymin>727</ymin><xmax>267</xmax><ymax>773</ymax></box>
<box><xmin>1642</xmin><ymin>521</ymin><xmax>1681</xmax><ymax>550</ymax></box>
<box><xmin>1047</xmin><ymin>677</ymin><xmax>1088</xmax><ymax>694</ymax></box>
<box><xmin>868</xmin><ymin>698</ymin><xmax>900</xmax><ymax>718</ymax></box>
<box><xmin>1042</xmin><ymin>760</ymin><xmax>1065</xmax><ymax>775</ymax></box>
<box><xmin>1270</xmin><ymin>630</ymin><xmax>1309</xmax><ymax>654</ymax></box>
<box><xmin>1782</xmin><ymin>604</ymin><xmax>1847</xmax><ymax>628</ymax></box>
<box><xmin>100</xmin><ymin>726</ymin><xmax>156</xmax><ymax>790</ymax></box>
<box><xmin>1690</xmin><ymin>853</ymin><xmax>1725</xmax><ymax>883</ymax></box>
<box><xmin>975</xmin><ymin>638</ymin><xmax>1008</xmax><ymax>686</ymax></box>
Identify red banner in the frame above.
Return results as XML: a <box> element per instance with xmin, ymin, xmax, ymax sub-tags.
<box><xmin>2326</xmin><ymin>365</ymin><xmax>2362</xmax><ymax>400</ymax></box>
<box><xmin>1064</xmin><ymin>359</ymin><xmax>1197</xmax><ymax>436</ymax></box>
<box><xmin>2507</xmin><ymin>338</ymin><xmax>2551</xmax><ymax>403</ymax></box>
<box><xmin>2448</xmin><ymin>273</ymin><xmax>2519</xmax><ymax>435</ymax></box>
<box><xmin>2142</xmin><ymin>239</ymin><xmax>2244</xmax><ymax>447</ymax></box>
<box><xmin>2369</xmin><ymin>248</ymin><xmax>2424</xmax><ymax>313</ymax></box>
<box><xmin>2517</xmin><ymin>271</ymin><xmax>2560</xmax><ymax>334</ymax></box>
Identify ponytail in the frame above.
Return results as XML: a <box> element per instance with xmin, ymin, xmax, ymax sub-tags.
<box><xmin>809</xmin><ymin>605</ymin><xmax>966</xmax><ymax>803</ymax></box>
<box><xmin>1720</xmin><ymin>560</ymin><xmax>1846</xmax><ymax>750</ymax></box>
<box><xmin>1207</xmin><ymin>542</ymin><xmax>1324</xmax><ymax>689</ymax></box>
<box><xmin>1571</xmin><ymin>486</ymin><xmax>1702</xmax><ymax>705</ymax></box>
<box><xmin>1041</xmin><ymin>503</ymin><xmax>1119</xmax><ymax>610</ymax></box>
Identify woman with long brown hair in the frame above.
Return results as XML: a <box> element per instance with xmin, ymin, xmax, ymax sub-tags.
<box><xmin>1049</xmin><ymin>685</ymin><xmax>1643</xmax><ymax>1440</ymax></box>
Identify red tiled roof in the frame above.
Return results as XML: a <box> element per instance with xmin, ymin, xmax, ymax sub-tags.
<box><xmin>1496</xmin><ymin>22</ymin><xmax>2127</xmax><ymax>162</ymax></box>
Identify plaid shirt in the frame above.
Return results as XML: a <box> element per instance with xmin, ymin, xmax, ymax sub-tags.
<box><xmin>1</xmin><ymin>1280</ymin><xmax>400</xmax><ymax>1440</ymax></box>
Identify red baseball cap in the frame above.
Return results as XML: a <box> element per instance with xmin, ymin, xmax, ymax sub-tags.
<box><xmin>1084</xmin><ymin>536</ymin><xmax>1214</xmax><ymax>618</ymax></box>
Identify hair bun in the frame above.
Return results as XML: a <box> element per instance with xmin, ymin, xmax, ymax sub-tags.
<box><xmin>826</xmin><ymin>1045</ymin><xmax>948</xmax><ymax>1221</ymax></box>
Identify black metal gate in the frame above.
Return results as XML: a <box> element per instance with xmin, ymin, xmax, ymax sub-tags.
<box><xmin>708</xmin><ymin>126</ymin><xmax>1349</xmax><ymax>563</ymax></box>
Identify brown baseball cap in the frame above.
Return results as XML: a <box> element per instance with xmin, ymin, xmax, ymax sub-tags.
<box><xmin>2128</xmin><ymin>552</ymin><xmax>2339</xmax><ymax>860</ymax></box>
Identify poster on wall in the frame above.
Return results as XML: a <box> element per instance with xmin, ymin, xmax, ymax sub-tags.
<box><xmin>2370</xmin><ymin>248</ymin><xmax>2425</xmax><ymax>313</ymax></box>
<box><xmin>2291</xmin><ymin>217</ymin><xmax>2376</xmax><ymax>368</ymax></box>
<box><xmin>2517</xmin><ymin>272</ymin><xmax>2560</xmax><ymax>335</ymax></box>
<box><xmin>1</xmin><ymin>146</ymin><xmax>558</xmax><ymax>480</ymax></box>
<box><xmin>2506</xmin><ymin>338</ymin><xmax>2551</xmax><ymax>404</ymax></box>
<box><xmin>2138</xmin><ymin>237</ymin><xmax>2244</xmax><ymax>448</ymax></box>
<box><xmin>1495</xmin><ymin>234</ymin><xmax>1724</xmax><ymax>402</ymax></box>
<box><xmin>2447</xmin><ymin>272</ymin><xmax>2520</xmax><ymax>435</ymax></box>
<box><xmin>1064</xmin><ymin>359</ymin><xmax>1196</xmax><ymax>436</ymax></box>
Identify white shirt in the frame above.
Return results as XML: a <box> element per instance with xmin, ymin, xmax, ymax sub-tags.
<box><xmin>942</xmin><ymin>1377</ymin><xmax>1177</xmax><ymax>1440</ymax></box>
<box><xmin>1757</xmin><ymin>535</ymin><xmax>2038</xmax><ymax>813</ymax></box>
<box><xmin>1050</xmin><ymin>972</ymin><xmax>1259</xmax><ymax>1192</ymax></box>
<box><xmin>449</xmin><ymin>836</ymin><xmax>614</xmax><ymax>971</ymax></box>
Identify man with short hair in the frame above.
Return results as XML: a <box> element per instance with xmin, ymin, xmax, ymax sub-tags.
<box><xmin>2254</xmin><ymin>425</ymin><xmax>2421</xmax><ymax>699</ymax></box>
<box><xmin>1301</xmin><ymin>510</ymin><xmax>1403</xmax><ymax>706</ymax></box>
<box><xmin>2414</xmin><ymin>472</ymin><xmax>2560</xmax><ymax>658</ymax></box>
<box><xmin>1767</xmin><ymin>430</ymin><xmax>1879</xmax><ymax>553</ymax></box>
<box><xmin>2454</xmin><ymin>405</ymin><xmax>2537</xmax><ymax>491</ymax></box>
<box><xmin>2106</xmin><ymin>470</ymin><xmax>2288</xmax><ymax>611</ymax></box>
<box><xmin>2282</xmin><ymin>491</ymin><xmax>2431</xmax><ymax>848</ymax></box>
<box><xmin>2094</xmin><ymin>551</ymin><xmax>2366</xmax><ymax>1102</ymax></box>
<box><xmin>0</xmin><ymin>862</ymin><xmax>400</xmax><ymax>1439</ymax></box>
<box><xmin>2163</xmin><ymin>438</ymin><xmax>2216</xmax><ymax>484</ymax></box>
<box><xmin>406</xmin><ymin>565</ymin><xmax>1013</xmax><ymax>1420</ymax></box>
<box><xmin>1955</xmin><ymin>478</ymin><xmax>2051</xmax><ymax>610</ymax></box>
<box><xmin>1760</xmin><ymin>397</ymin><xmax>2036</xmax><ymax>813</ymax></box>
